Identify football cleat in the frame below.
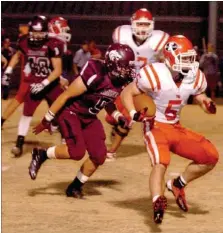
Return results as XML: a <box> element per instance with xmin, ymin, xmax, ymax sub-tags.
<box><xmin>66</xmin><ymin>183</ymin><xmax>84</xmax><ymax>199</ymax></box>
<box><xmin>29</xmin><ymin>148</ymin><xmax>47</xmax><ymax>180</ymax></box>
<box><xmin>153</xmin><ymin>195</ymin><xmax>167</xmax><ymax>224</ymax></box>
<box><xmin>167</xmin><ymin>179</ymin><xmax>188</xmax><ymax>212</ymax></box>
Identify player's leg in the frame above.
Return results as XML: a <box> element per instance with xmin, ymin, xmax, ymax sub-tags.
<box><xmin>167</xmin><ymin>126</ymin><xmax>219</xmax><ymax>211</ymax></box>
<box><xmin>144</xmin><ymin>122</ymin><xmax>170</xmax><ymax>224</ymax></box>
<box><xmin>106</xmin><ymin>96</ymin><xmax>131</xmax><ymax>160</ymax></box>
<box><xmin>66</xmin><ymin>119</ymin><xmax>107</xmax><ymax>198</ymax></box>
<box><xmin>11</xmin><ymin>93</ymin><xmax>41</xmax><ymax>156</ymax></box>
<box><xmin>1</xmin><ymin>81</ymin><xmax>29</xmax><ymax>126</ymax></box>
<box><xmin>105</xmin><ymin>113</ymin><xmax>130</xmax><ymax>161</ymax></box>
<box><xmin>29</xmin><ymin>110</ymin><xmax>86</xmax><ymax>184</ymax></box>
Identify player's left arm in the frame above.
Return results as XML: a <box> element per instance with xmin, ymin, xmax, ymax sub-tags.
<box><xmin>194</xmin><ymin>93</ymin><xmax>216</xmax><ymax>114</ymax></box>
<box><xmin>33</xmin><ymin>76</ymin><xmax>87</xmax><ymax>134</ymax></box>
<box><xmin>46</xmin><ymin>57</ymin><xmax>62</xmax><ymax>83</ymax></box>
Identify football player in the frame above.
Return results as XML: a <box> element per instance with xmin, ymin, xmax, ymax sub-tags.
<box><xmin>2</xmin><ymin>15</ymin><xmax>65</xmax><ymax>156</ymax></box>
<box><xmin>121</xmin><ymin>35</ymin><xmax>219</xmax><ymax>224</ymax></box>
<box><xmin>106</xmin><ymin>8</ymin><xmax>169</xmax><ymax>161</ymax></box>
<box><xmin>1</xmin><ymin>17</ymin><xmax>72</xmax><ymax>130</ymax></box>
<box><xmin>28</xmin><ymin>43</ymin><xmax>136</xmax><ymax>199</ymax></box>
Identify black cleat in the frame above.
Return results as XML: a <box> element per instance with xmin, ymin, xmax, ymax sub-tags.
<box><xmin>29</xmin><ymin>148</ymin><xmax>47</xmax><ymax>180</ymax></box>
<box><xmin>66</xmin><ymin>183</ymin><xmax>84</xmax><ymax>199</ymax></box>
<box><xmin>153</xmin><ymin>196</ymin><xmax>167</xmax><ymax>224</ymax></box>
<box><xmin>11</xmin><ymin>135</ymin><xmax>25</xmax><ymax>157</ymax></box>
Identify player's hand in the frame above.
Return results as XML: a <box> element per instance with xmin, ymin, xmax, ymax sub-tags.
<box><xmin>59</xmin><ymin>75</ymin><xmax>69</xmax><ymax>90</ymax></box>
<box><xmin>130</xmin><ymin>107</ymin><xmax>148</xmax><ymax>122</ymax></box>
<box><xmin>2</xmin><ymin>73</ymin><xmax>11</xmax><ymax>86</ymax></box>
<box><xmin>33</xmin><ymin>117</ymin><xmax>52</xmax><ymax>135</ymax></box>
<box><xmin>203</xmin><ymin>100</ymin><xmax>216</xmax><ymax>114</ymax></box>
<box><xmin>117</xmin><ymin>115</ymin><xmax>130</xmax><ymax>129</ymax></box>
<box><xmin>30</xmin><ymin>83</ymin><xmax>45</xmax><ymax>94</ymax></box>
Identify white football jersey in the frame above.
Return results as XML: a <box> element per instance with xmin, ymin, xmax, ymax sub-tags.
<box><xmin>136</xmin><ymin>63</ymin><xmax>207</xmax><ymax>124</ymax></box>
<box><xmin>112</xmin><ymin>25</ymin><xmax>169</xmax><ymax>70</ymax></box>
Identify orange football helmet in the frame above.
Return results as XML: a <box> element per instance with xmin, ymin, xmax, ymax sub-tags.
<box><xmin>48</xmin><ymin>17</ymin><xmax>71</xmax><ymax>42</ymax></box>
<box><xmin>163</xmin><ymin>35</ymin><xmax>199</xmax><ymax>77</ymax></box>
<box><xmin>131</xmin><ymin>8</ymin><xmax>154</xmax><ymax>41</ymax></box>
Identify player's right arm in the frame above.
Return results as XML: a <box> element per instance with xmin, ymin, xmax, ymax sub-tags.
<box><xmin>121</xmin><ymin>65</ymin><xmax>156</xmax><ymax>121</ymax></box>
<box><xmin>48</xmin><ymin>76</ymin><xmax>87</xmax><ymax>116</ymax></box>
<box><xmin>2</xmin><ymin>50</ymin><xmax>21</xmax><ymax>86</ymax></box>
<box><xmin>4</xmin><ymin>50</ymin><xmax>21</xmax><ymax>72</ymax></box>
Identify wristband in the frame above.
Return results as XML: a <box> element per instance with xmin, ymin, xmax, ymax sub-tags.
<box><xmin>111</xmin><ymin>110</ymin><xmax>122</xmax><ymax>121</ymax></box>
<box><xmin>42</xmin><ymin>79</ymin><xmax>50</xmax><ymax>87</ymax></box>
<box><xmin>129</xmin><ymin>110</ymin><xmax>137</xmax><ymax>119</ymax></box>
<box><xmin>45</xmin><ymin>110</ymin><xmax>55</xmax><ymax>122</ymax></box>
<box><xmin>5</xmin><ymin>66</ymin><xmax>13</xmax><ymax>74</ymax></box>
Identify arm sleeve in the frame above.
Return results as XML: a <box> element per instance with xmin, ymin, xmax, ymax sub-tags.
<box><xmin>79</xmin><ymin>60</ymin><xmax>101</xmax><ymax>90</ymax></box>
<box><xmin>136</xmin><ymin>66</ymin><xmax>155</xmax><ymax>93</ymax></box>
<box><xmin>48</xmin><ymin>40</ymin><xmax>64</xmax><ymax>58</ymax></box>
<box><xmin>193</xmin><ymin>70</ymin><xmax>207</xmax><ymax>95</ymax></box>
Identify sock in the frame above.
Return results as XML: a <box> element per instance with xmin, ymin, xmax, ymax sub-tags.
<box><xmin>41</xmin><ymin>149</ymin><xmax>48</xmax><ymax>161</ymax></box>
<box><xmin>1</xmin><ymin>117</ymin><xmax>5</xmax><ymax>126</ymax></box>
<box><xmin>16</xmin><ymin>135</ymin><xmax>25</xmax><ymax>148</ymax></box>
<box><xmin>173</xmin><ymin>176</ymin><xmax>187</xmax><ymax>189</ymax></box>
<box><xmin>71</xmin><ymin>171</ymin><xmax>90</xmax><ymax>190</ymax></box>
<box><xmin>18</xmin><ymin>115</ymin><xmax>32</xmax><ymax>136</ymax></box>
<box><xmin>46</xmin><ymin>146</ymin><xmax>56</xmax><ymax>159</ymax></box>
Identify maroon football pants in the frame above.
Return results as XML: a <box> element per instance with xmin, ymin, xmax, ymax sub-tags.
<box><xmin>58</xmin><ymin>109</ymin><xmax>107</xmax><ymax>165</ymax></box>
<box><xmin>23</xmin><ymin>80</ymin><xmax>64</xmax><ymax>116</ymax></box>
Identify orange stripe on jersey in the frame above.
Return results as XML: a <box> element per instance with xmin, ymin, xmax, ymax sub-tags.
<box><xmin>150</xmin><ymin>65</ymin><xmax>161</xmax><ymax>90</ymax></box>
<box><xmin>155</xmin><ymin>32</ymin><xmax>167</xmax><ymax>51</ymax></box>
<box><xmin>197</xmin><ymin>73</ymin><xmax>205</xmax><ymax>93</ymax></box>
<box><xmin>193</xmin><ymin>70</ymin><xmax>201</xmax><ymax>89</ymax></box>
<box><xmin>143</xmin><ymin>66</ymin><xmax>155</xmax><ymax>91</ymax></box>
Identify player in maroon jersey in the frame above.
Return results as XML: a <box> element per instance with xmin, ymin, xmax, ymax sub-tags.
<box><xmin>28</xmin><ymin>43</ymin><xmax>138</xmax><ymax>198</ymax></box>
<box><xmin>3</xmin><ymin>15</ymin><xmax>65</xmax><ymax>156</ymax></box>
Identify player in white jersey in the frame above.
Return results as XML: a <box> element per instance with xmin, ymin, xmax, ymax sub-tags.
<box><xmin>106</xmin><ymin>8</ymin><xmax>169</xmax><ymax>161</ymax></box>
<box><xmin>120</xmin><ymin>35</ymin><xmax>219</xmax><ymax>224</ymax></box>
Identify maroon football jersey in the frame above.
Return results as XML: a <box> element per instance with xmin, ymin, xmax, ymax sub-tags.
<box><xmin>66</xmin><ymin>59</ymin><xmax>123</xmax><ymax>120</ymax></box>
<box><xmin>18</xmin><ymin>35</ymin><xmax>64</xmax><ymax>83</ymax></box>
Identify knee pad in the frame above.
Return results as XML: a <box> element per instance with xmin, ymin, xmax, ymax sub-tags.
<box><xmin>89</xmin><ymin>148</ymin><xmax>107</xmax><ymax>166</ymax></box>
<box><xmin>67</xmin><ymin>139</ymin><xmax>86</xmax><ymax>161</ymax></box>
<box><xmin>203</xmin><ymin>140</ymin><xmax>219</xmax><ymax>165</ymax></box>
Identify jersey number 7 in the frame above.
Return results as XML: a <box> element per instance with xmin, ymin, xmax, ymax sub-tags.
<box><xmin>165</xmin><ymin>100</ymin><xmax>182</xmax><ymax>121</ymax></box>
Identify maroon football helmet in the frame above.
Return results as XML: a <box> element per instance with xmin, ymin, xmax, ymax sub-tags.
<box><xmin>28</xmin><ymin>15</ymin><xmax>48</xmax><ymax>47</ymax></box>
<box><xmin>105</xmin><ymin>43</ymin><xmax>136</xmax><ymax>86</ymax></box>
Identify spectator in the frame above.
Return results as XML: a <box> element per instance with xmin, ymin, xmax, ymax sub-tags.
<box><xmin>1</xmin><ymin>38</ymin><xmax>15</xmax><ymax>63</ymax></box>
<box><xmin>199</xmin><ymin>43</ymin><xmax>219</xmax><ymax>100</ymax></box>
<box><xmin>73</xmin><ymin>40</ymin><xmax>91</xmax><ymax>75</ymax></box>
<box><xmin>194</xmin><ymin>45</ymin><xmax>201</xmax><ymax>61</ymax></box>
<box><xmin>89</xmin><ymin>40</ymin><xmax>102</xmax><ymax>59</ymax></box>
<box><xmin>1</xmin><ymin>37</ymin><xmax>15</xmax><ymax>100</ymax></box>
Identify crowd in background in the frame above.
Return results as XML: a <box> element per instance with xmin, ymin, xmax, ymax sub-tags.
<box><xmin>1</xmin><ymin>26</ymin><xmax>223</xmax><ymax>100</ymax></box>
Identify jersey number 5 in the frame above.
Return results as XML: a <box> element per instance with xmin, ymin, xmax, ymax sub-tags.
<box><xmin>165</xmin><ymin>100</ymin><xmax>182</xmax><ymax>121</ymax></box>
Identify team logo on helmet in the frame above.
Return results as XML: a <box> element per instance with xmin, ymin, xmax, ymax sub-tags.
<box><xmin>108</xmin><ymin>50</ymin><xmax>122</xmax><ymax>61</ymax></box>
<box><xmin>32</xmin><ymin>22</ymin><xmax>43</xmax><ymax>31</ymax></box>
<box><xmin>165</xmin><ymin>42</ymin><xmax>178</xmax><ymax>51</ymax></box>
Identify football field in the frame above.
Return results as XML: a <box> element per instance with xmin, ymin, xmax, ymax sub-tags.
<box><xmin>2</xmin><ymin>99</ymin><xmax>223</xmax><ymax>233</ymax></box>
